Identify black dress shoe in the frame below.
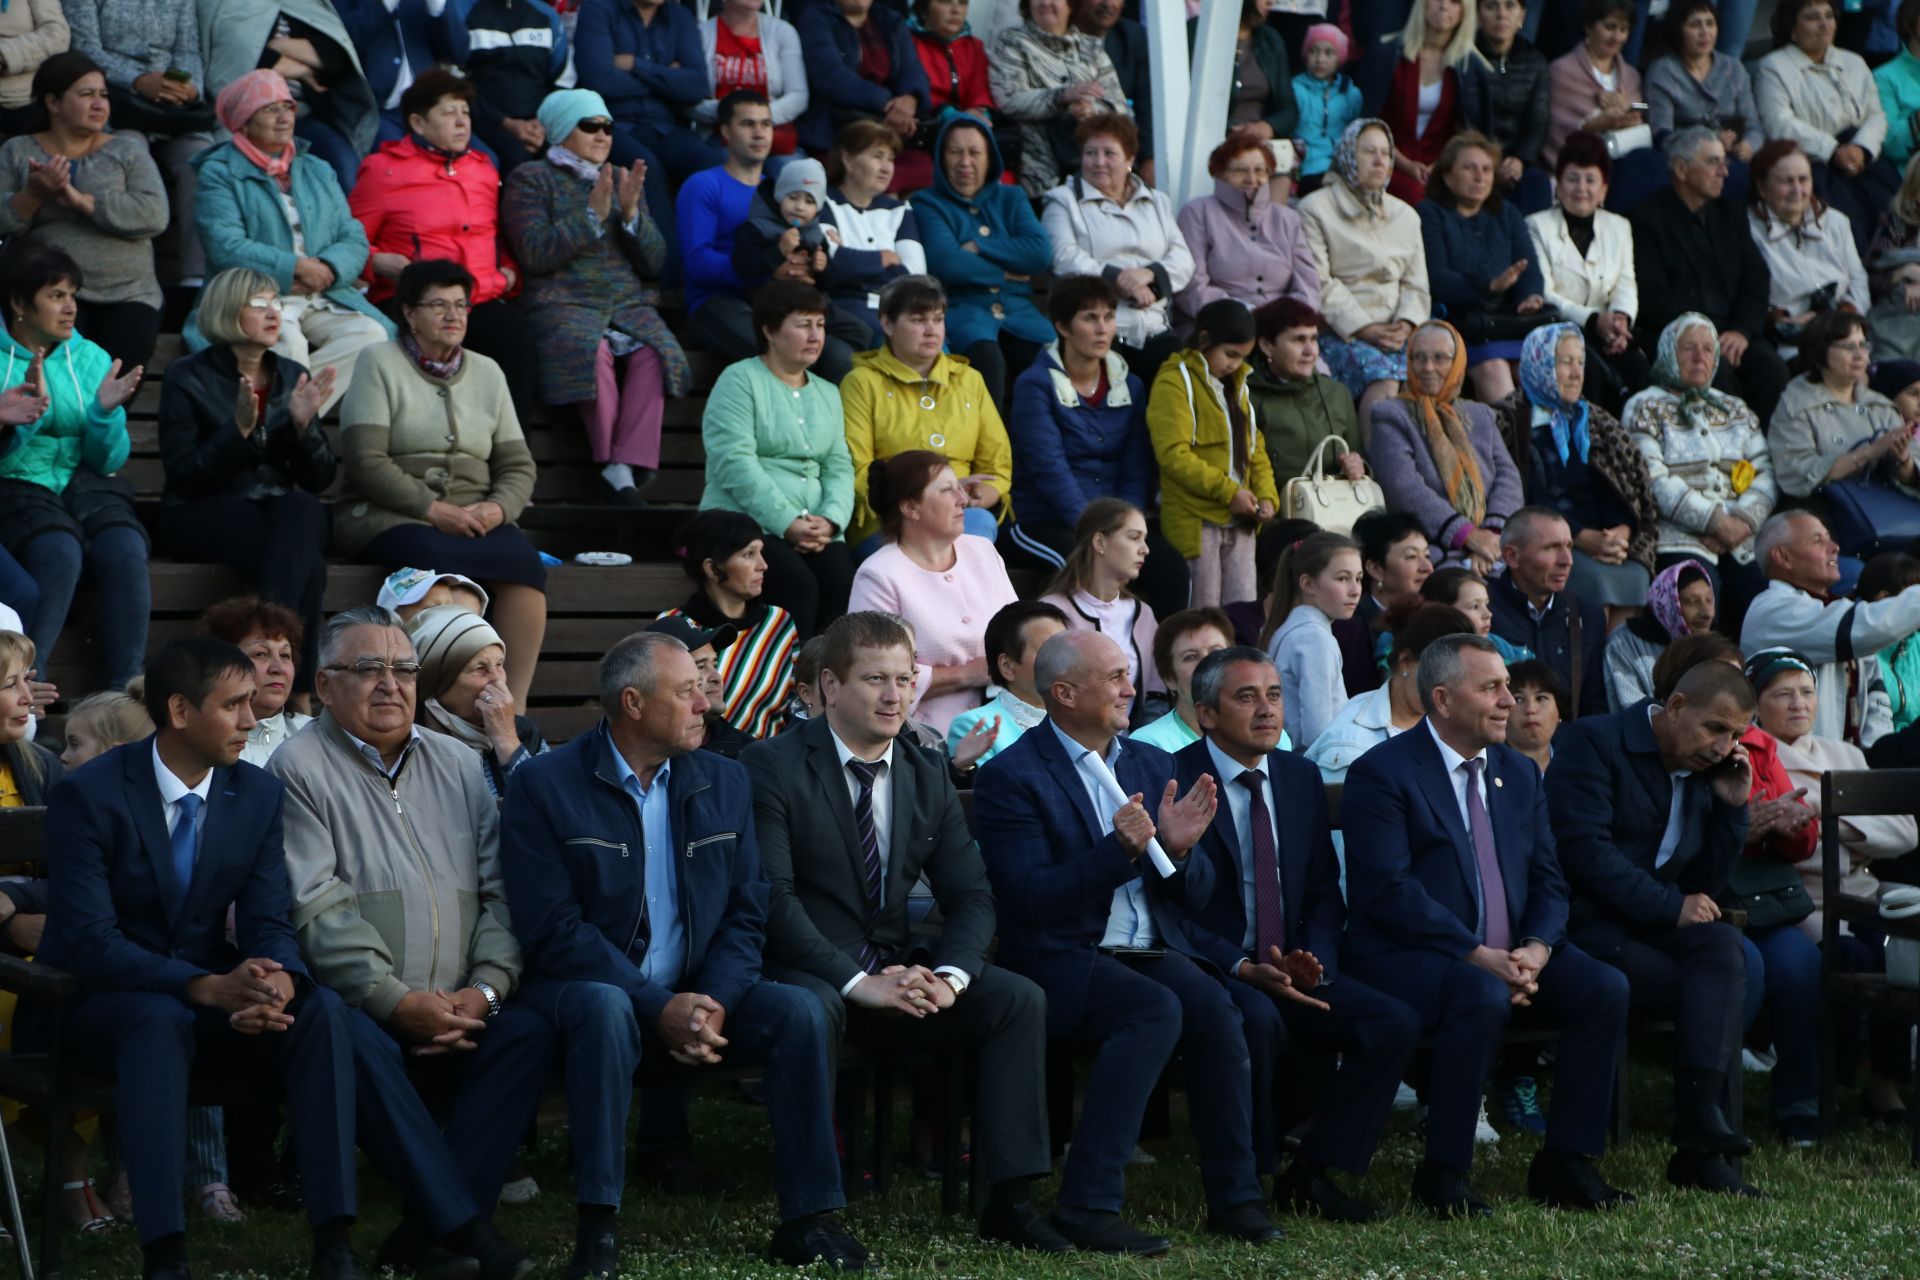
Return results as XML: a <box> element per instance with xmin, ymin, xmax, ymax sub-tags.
<box><xmin>309</xmin><ymin>1245</ymin><xmax>368</xmax><ymax>1280</ymax></box>
<box><xmin>1527</xmin><ymin>1151</ymin><xmax>1637</xmax><ymax>1211</ymax></box>
<box><xmin>769</xmin><ymin>1213</ymin><xmax>866</xmax><ymax>1271</ymax></box>
<box><xmin>976</xmin><ymin>1202</ymin><xmax>1073</xmax><ymax>1252</ymax></box>
<box><xmin>456</xmin><ymin>1220</ymin><xmax>535</xmax><ymax>1280</ymax></box>
<box><xmin>1206</xmin><ymin>1201</ymin><xmax>1286</xmax><ymax>1244</ymax></box>
<box><xmin>1666</xmin><ymin>1152</ymin><xmax>1765</xmax><ymax>1199</ymax></box>
<box><xmin>597</xmin><ymin>475</ymin><xmax>648</xmax><ymax>508</ymax></box>
<box><xmin>1276</xmin><ymin>1163</ymin><xmax>1387</xmax><ymax>1223</ymax></box>
<box><xmin>1411</xmin><ymin>1161</ymin><xmax>1493</xmax><ymax>1219</ymax></box>
<box><xmin>1046</xmin><ymin>1208</ymin><xmax>1172</xmax><ymax>1256</ymax></box>
<box><xmin>376</xmin><ymin>1221</ymin><xmax>480</xmax><ymax>1280</ymax></box>
<box><xmin>564</xmin><ymin>1227</ymin><xmax>620</xmax><ymax>1280</ymax></box>
<box><xmin>1674</xmin><ymin>1103</ymin><xmax>1754</xmax><ymax>1158</ymax></box>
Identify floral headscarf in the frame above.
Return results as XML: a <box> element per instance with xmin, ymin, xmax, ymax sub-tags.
<box><xmin>1333</xmin><ymin>117</ymin><xmax>1393</xmax><ymax>211</ymax></box>
<box><xmin>1400</xmin><ymin>320</ymin><xmax>1486</xmax><ymax>525</ymax></box>
<box><xmin>1650</xmin><ymin>312</ymin><xmax>1734</xmax><ymax>423</ymax></box>
<box><xmin>1646</xmin><ymin>560</ymin><xmax>1712</xmax><ymax>641</ymax></box>
<box><xmin>1520</xmin><ymin>322</ymin><xmax>1591</xmax><ymax>465</ymax></box>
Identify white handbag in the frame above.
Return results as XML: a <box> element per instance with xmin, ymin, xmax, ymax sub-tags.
<box><xmin>1282</xmin><ymin>435</ymin><xmax>1385</xmax><ymax>535</ymax></box>
<box><xmin>1881</xmin><ymin>886</ymin><xmax>1920</xmax><ymax>990</ymax></box>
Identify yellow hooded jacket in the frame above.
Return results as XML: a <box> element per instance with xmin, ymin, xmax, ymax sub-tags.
<box><xmin>1146</xmin><ymin>348</ymin><xmax>1279</xmax><ymax>560</ymax></box>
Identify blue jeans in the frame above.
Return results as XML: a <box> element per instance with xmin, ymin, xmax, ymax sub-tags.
<box><xmin>0</xmin><ymin>542</ymin><xmax>39</xmax><ymax>631</ymax></box>
<box><xmin>522</xmin><ymin>978</ymin><xmax>844</xmax><ymax>1221</ymax></box>
<box><xmin>17</xmin><ymin>526</ymin><xmax>149</xmax><ymax>688</ymax></box>
<box><xmin>1742</xmin><ymin>926</ymin><xmax>1822</xmax><ymax>1118</ymax></box>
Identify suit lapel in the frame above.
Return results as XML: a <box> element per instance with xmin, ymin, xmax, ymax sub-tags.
<box><xmin>1409</xmin><ymin>726</ymin><xmax>1478</xmax><ymax>902</ymax></box>
<box><xmin>1035</xmin><ymin>721</ymin><xmax>1101</xmax><ymax>843</ymax></box>
<box><xmin>1266</xmin><ymin>751</ymin><xmax>1305</xmax><ymax>929</ymax></box>
<box><xmin>803</xmin><ymin>723</ymin><xmax>868</xmax><ymax>903</ymax></box>
<box><xmin>124</xmin><ymin>741</ymin><xmax>184</xmax><ymax>921</ymax></box>
<box><xmin>1486</xmin><ymin>751</ymin><xmax>1530</xmax><ymax>925</ymax></box>
<box><xmin>185</xmin><ymin>767</ymin><xmax>239</xmax><ymax>922</ymax></box>
<box><xmin>885</xmin><ymin>742</ymin><xmax>917</xmax><ymax>907</ymax></box>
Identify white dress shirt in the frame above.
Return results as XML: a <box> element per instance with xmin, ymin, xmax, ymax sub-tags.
<box><xmin>1426</xmin><ymin>719</ymin><xmax>1490</xmax><ymax>838</ymax></box>
<box><xmin>1205</xmin><ymin>737</ymin><xmax>1279</xmax><ymax>970</ymax></box>
<box><xmin>828</xmin><ymin>726</ymin><xmax>970</xmax><ymax>997</ymax></box>
<box><xmin>1648</xmin><ymin>705</ymin><xmax>1691</xmax><ymax>871</ymax></box>
<box><xmin>152</xmin><ymin>740</ymin><xmax>213</xmax><ymax>843</ymax></box>
<box><xmin>1051</xmin><ymin>723</ymin><xmax>1159</xmax><ymax>949</ymax></box>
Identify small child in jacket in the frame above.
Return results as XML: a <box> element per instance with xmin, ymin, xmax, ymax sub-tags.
<box><xmin>731</xmin><ymin>157</ymin><xmax>842</xmax><ymax>289</ymax></box>
<box><xmin>1292</xmin><ymin>23</ymin><xmax>1362</xmax><ymax>191</ymax></box>
<box><xmin>1145</xmin><ymin>299</ymin><xmax>1280</xmax><ymax>607</ymax></box>
<box><xmin>1260</xmin><ymin>530</ymin><xmax>1363</xmax><ymax>752</ymax></box>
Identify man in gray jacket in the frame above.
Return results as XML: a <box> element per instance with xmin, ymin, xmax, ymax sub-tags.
<box><xmin>269</xmin><ymin>605</ymin><xmax>551</xmax><ymax>1280</ymax></box>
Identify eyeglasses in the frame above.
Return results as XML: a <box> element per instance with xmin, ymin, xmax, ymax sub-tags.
<box><xmin>254</xmin><ymin>101</ymin><xmax>298</xmax><ymax>118</ymax></box>
<box><xmin>245</xmin><ymin>296</ymin><xmax>284</xmax><ymax>313</ymax></box>
<box><xmin>324</xmin><ymin>661</ymin><xmax>422</xmax><ymax>683</ymax></box>
<box><xmin>574</xmin><ymin>119</ymin><xmax>614</xmax><ymax>136</ymax></box>
<box><xmin>1832</xmin><ymin>340</ymin><xmax>1873</xmax><ymax>354</ymax></box>
<box><xmin>411</xmin><ymin>299</ymin><xmax>471</xmax><ymax>316</ymax></box>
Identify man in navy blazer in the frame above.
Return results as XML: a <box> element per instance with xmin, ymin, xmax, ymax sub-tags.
<box><xmin>1547</xmin><ymin>661</ymin><xmax>1760</xmax><ymax>1196</ymax></box>
<box><xmin>501</xmin><ymin>631</ymin><xmax>860</xmax><ymax>1276</ymax></box>
<box><xmin>1168</xmin><ymin>648</ymin><xmax>1420</xmax><ymax>1225</ymax></box>
<box><xmin>1343</xmin><ymin>634</ymin><xmax>1634</xmax><ymax>1218</ymax></box>
<box><xmin>973</xmin><ymin>631</ymin><xmax>1283</xmax><ymax>1256</ymax></box>
<box><xmin>38</xmin><ymin>640</ymin><xmax>374</xmax><ymax>1280</ymax></box>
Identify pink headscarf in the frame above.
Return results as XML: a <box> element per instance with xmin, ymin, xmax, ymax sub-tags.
<box><xmin>216</xmin><ymin>70</ymin><xmax>297</xmax><ymax>187</ymax></box>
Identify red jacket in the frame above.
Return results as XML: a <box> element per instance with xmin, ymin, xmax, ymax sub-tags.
<box><xmin>350</xmin><ymin>137</ymin><xmax>519</xmax><ymax>307</ymax></box>
<box><xmin>1743</xmin><ymin>724</ymin><xmax>1818</xmax><ymax>865</ymax></box>
<box><xmin>912</xmin><ymin>29</ymin><xmax>992</xmax><ymax>118</ymax></box>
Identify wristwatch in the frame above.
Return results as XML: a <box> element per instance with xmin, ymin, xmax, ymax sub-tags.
<box><xmin>473</xmin><ymin>980</ymin><xmax>503</xmax><ymax>1019</ymax></box>
<box><xmin>936</xmin><ymin>972</ymin><xmax>965</xmax><ymax>1000</ymax></box>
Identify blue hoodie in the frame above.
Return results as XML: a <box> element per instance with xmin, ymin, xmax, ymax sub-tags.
<box><xmin>909</xmin><ymin>116</ymin><xmax>1052</xmax><ymax>350</ymax></box>
<box><xmin>1292</xmin><ymin>71</ymin><xmax>1363</xmax><ymax>178</ymax></box>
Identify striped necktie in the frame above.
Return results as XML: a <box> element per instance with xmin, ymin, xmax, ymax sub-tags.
<box><xmin>847</xmin><ymin>757</ymin><xmax>887</xmax><ymax>972</ymax></box>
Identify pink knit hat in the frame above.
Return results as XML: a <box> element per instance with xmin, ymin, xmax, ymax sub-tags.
<box><xmin>1302</xmin><ymin>23</ymin><xmax>1351</xmax><ymax>65</ymax></box>
<box><xmin>215</xmin><ymin>69</ymin><xmax>295</xmax><ymax>137</ymax></box>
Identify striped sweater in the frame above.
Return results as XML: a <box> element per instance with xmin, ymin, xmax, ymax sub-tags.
<box><xmin>661</xmin><ymin>594</ymin><xmax>797</xmax><ymax>741</ymax></box>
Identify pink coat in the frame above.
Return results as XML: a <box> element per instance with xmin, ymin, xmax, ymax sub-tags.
<box><xmin>1174</xmin><ymin>178</ymin><xmax>1321</xmax><ymax>322</ymax></box>
<box><xmin>1546</xmin><ymin>47</ymin><xmax>1644</xmax><ymax>167</ymax></box>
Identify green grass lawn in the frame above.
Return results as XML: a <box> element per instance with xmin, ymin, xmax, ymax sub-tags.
<box><xmin>21</xmin><ymin>1055</ymin><xmax>1920</xmax><ymax>1280</ymax></box>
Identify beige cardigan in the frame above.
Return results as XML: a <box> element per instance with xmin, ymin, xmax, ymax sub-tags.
<box><xmin>0</xmin><ymin>0</ymin><xmax>68</xmax><ymax>110</ymax></box>
<box><xmin>1777</xmin><ymin>732</ymin><xmax>1917</xmax><ymax>940</ymax></box>
<box><xmin>334</xmin><ymin>340</ymin><xmax>536</xmax><ymax>555</ymax></box>
<box><xmin>1297</xmin><ymin>178</ymin><xmax>1430</xmax><ymax>342</ymax></box>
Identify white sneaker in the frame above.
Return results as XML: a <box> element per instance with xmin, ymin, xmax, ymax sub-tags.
<box><xmin>1127</xmin><ymin>1144</ymin><xmax>1157</xmax><ymax>1166</ymax></box>
<box><xmin>1475</xmin><ymin>1102</ymin><xmax>1500</xmax><ymax>1144</ymax></box>
<box><xmin>1393</xmin><ymin>1082</ymin><xmax>1420</xmax><ymax>1112</ymax></box>
<box><xmin>1742</xmin><ymin>1047</ymin><xmax>1777</xmax><ymax>1073</ymax></box>
<box><xmin>497</xmin><ymin>1174</ymin><xmax>540</xmax><ymax>1205</ymax></box>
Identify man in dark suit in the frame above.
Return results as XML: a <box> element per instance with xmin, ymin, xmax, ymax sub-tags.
<box><xmin>973</xmin><ymin>630</ymin><xmax>1284</xmax><ymax>1255</ymax></box>
<box><xmin>1547</xmin><ymin>660</ymin><xmax>1760</xmax><ymax>1196</ymax></box>
<box><xmin>1343</xmin><ymin>634</ymin><xmax>1635</xmax><ymax>1217</ymax></box>
<box><xmin>1486</xmin><ymin>508</ymin><xmax>1608</xmax><ymax>719</ymax></box>
<box><xmin>37</xmin><ymin>638</ymin><xmax>483</xmax><ymax>1280</ymax></box>
<box><xmin>501</xmin><ymin>631</ymin><xmax>861</xmax><ymax>1277</ymax></box>
<box><xmin>1169</xmin><ymin>648</ymin><xmax>1421</xmax><ymax>1224</ymax></box>
<box><xmin>742</xmin><ymin>612</ymin><xmax>1065</xmax><ymax>1252</ymax></box>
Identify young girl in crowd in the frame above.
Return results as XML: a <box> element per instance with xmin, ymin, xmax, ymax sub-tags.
<box><xmin>59</xmin><ymin>690</ymin><xmax>153</xmax><ymax>771</ymax></box>
<box><xmin>1147</xmin><ymin>299</ymin><xmax>1279</xmax><ymax>608</ymax></box>
<box><xmin>1292</xmin><ymin>24</ymin><xmax>1362</xmax><ymax>193</ymax></box>
<box><xmin>1506</xmin><ymin>657</ymin><xmax>1567</xmax><ymax>773</ymax></box>
<box><xmin>1857</xmin><ymin>550</ymin><xmax>1920</xmax><ymax>733</ymax></box>
<box><xmin>1260</xmin><ymin>531</ymin><xmax>1363</xmax><ymax>751</ymax></box>
<box><xmin>1421</xmin><ymin>565</ymin><xmax>1534</xmax><ymax>664</ymax></box>
<box><xmin>1039</xmin><ymin>498</ymin><xmax>1163</xmax><ymax>724</ymax></box>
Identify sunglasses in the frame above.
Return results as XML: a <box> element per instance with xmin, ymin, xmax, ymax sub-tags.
<box><xmin>574</xmin><ymin>119</ymin><xmax>614</xmax><ymax>136</ymax></box>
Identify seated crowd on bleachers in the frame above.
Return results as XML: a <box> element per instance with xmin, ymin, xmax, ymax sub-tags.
<box><xmin>6</xmin><ymin>0</ymin><xmax>1920</xmax><ymax>1277</ymax></box>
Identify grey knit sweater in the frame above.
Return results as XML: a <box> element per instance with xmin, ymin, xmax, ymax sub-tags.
<box><xmin>0</xmin><ymin>133</ymin><xmax>168</xmax><ymax>308</ymax></box>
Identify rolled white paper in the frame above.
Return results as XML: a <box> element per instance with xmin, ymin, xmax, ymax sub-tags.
<box><xmin>1084</xmin><ymin>751</ymin><xmax>1178</xmax><ymax>879</ymax></box>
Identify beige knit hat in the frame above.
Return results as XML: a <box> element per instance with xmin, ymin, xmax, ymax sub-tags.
<box><xmin>408</xmin><ymin>604</ymin><xmax>505</xmax><ymax>700</ymax></box>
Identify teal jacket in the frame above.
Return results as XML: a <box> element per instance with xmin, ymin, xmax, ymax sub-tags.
<box><xmin>183</xmin><ymin>140</ymin><xmax>395</xmax><ymax>351</ymax></box>
<box><xmin>697</xmin><ymin>356</ymin><xmax>854</xmax><ymax>539</ymax></box>
<box><xmin>1876</xmin><ymin>47</ymin><xmax>1920</xmax><ymax>169</ymax></box>
<box><xmin>0</xmin><ymin>328</ymin><xmax>129</xmax><ymax>493</ymax></box>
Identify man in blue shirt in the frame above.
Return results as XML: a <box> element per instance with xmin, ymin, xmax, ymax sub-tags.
<box><xmin>502</xmin><ymin>632</ymin><xmax>861</xmax><ymax>1277</ymax></box>
<box><xmin>574</xmin><ymin>0</ymin><xmax>718</xmax><ymax>179</ymax></box>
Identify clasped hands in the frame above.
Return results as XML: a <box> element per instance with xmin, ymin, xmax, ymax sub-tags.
<box><xmin>1467</xmin><ymin>941</ymin><xmax>1550</xmax><ymax>1006</ymax></box>
<box><xmin>848</xmin><ymin>964</ymin><xmax>956</xmax><ymax>1020</ymax></box>
<box><xmin>187</xmin><ymin>958</ymin><xmax>297</xmax><ymax>1034</ymax></box>
<box><xmin>389</xmin><ymin>987</ymin><xmax>493</xmax><ymax>1055</ymax></box>
<box><xmin>1239</xmin><ymin>944</ymin><xmax>1331</xmax><ymax>1011</ymax></box>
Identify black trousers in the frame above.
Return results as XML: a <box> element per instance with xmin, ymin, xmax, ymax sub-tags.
<box><xmin>1593</xmin><ymin>920</ymin><xmax>1747</xmax><ymax>1074</ymax></box>
<box><xmin>1004</xmin><ymin>518</ymin><xmax>1192</xmax><ymax>626</ymax></box>
<box><xmin>686</xmin><ymin>296</ymin><xmax>874</xmax><ymax>384</ymax></box>
<box><xmin>154</xmin><ymin>491</ymin><xmax>329</xmax><ymax>692</ymax></box>
<box><xmin>77</xmin><ymin>301</ymin><xmax>160</xmax><ymax>371</ymax></box>
<box><xmin>758</xmin><ymin>534</ymin><xmax>854</xmax><ymax>640</ymax></box>
<box><xmin>1116</xmin><ymin>331</ymin><xmax>1185</xmax><ymax>387</ymax></box>
<box><xmin>1711</xmin><ymin>336</ymin><xmax>1790</xmax><ymax>429</ymax></box>
<box><xmin>769</xmin><ymin>962</ymin><xmax>1052</xmax><ymax>1187</ymax></box>
<box><xmin>963</xmin><ymin>333</ymin><xmax>1044</xmax><ymax>419</ymax></box>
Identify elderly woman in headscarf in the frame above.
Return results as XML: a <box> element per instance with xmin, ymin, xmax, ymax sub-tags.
<box><xmin>407</xmin><ymin>602</ymin><xmax>545</xmax><ymax>802</ymax></box>
<box><xmin>187</xmin><ymin>70</ymin><xmax>395</xmax><ymax>415</ymax></box>
<box><xmin>1368</xmin><ymin>318</ymin><xmax>1523</xmax><ymax>577</ymax></box>
<box><xmin>1489</xmin><ymin>321</ymin><xmax>1659</xmax><ymax>623</ymax></box>
<box><xmin>1603</xmin><ymin>560</ymin><xmax>1718</xmax><ymax>709</ymax></box>
<box><xmin>502</xmin><ymin>88</ymin><xmax>689</xmax><ymax>507</ymax></box>
<box><xmin>1625</xmin><ymin>311</ymin><xmax>1778</xmax><ymax>627</ymax></box>
<box><xmin>1298</xmin><ymin>117</ymin><xmax>1431</xmax><ymax>423</ymax></box>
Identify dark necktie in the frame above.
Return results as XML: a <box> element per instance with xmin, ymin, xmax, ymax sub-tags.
<box><xmin>1237</xmin><ymin>770</ymin><xmax>1286</xmax><ymax>963</ymax></box>
<box><xmin>169</xmin><ymin>792</ymin><xmax>202</xmax><ymax>908</ymax></box>
<box><xmin>1463</xmin><ymin>759</ymin><xmax>1511</xmax><ymax>951</ymax></box>
<box><xmin>847</xmin><ymin>757</ymin><xmax>886</xmax><ymax>973</ymax></box>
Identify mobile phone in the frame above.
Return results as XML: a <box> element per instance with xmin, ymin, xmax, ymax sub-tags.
<box><xmin>164</xmin><ymin>68</ymin><xmax>193</xmax><ymax>83</ymax></box>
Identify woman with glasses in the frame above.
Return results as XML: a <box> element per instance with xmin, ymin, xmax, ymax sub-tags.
<box><xmin>185</xmin><ymin>69</ymin><xmax>394</xmax><ymax>413</ymax></box>
<box><xmin>503</xmin><ymin>88</ymin><xmax>686</xmax><ymax>507</ymax></box>
<box><xmin>1768</xmin><ymin>310</ymin><xmax>1916</xmax><ymax>505</ymax></box>
<box><xmin>335</xmin><ymin>258</ymin><xmax>548</xmax><ymax>707</ymax></box>
<box><xmin>158</xmin><ymin>267</ymin><xmax>337</xmax><ymax>693</ymax></box>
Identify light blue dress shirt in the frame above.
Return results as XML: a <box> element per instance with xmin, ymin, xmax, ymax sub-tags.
<box><xmin>1051</xmin><ymin>722</ymin><xmax>1157</xmax><ymax>949</ymax></box>
<box><xmin>1205</xmin><ymin>736</ymin><xmax>1277</xmax><ymax>957</ymax></box>
<box><xmin>612</xmin><ymin>749</ymin><xmax>687</xmax><ymax>986</ymax></box>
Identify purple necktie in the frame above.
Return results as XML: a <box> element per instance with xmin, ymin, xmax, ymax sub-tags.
<box><xmin>1463</xmin><ymin>759</ymin><xmax>1511</xmax><ymax>951</ymax></box>
<box><xmin>847</xmin><ymin>758</ymin><xmax>886</xmax><ymax>973</ymax></box>
<box><xmin>1238</xmin><ymin>771</ymin><xmax>1286</xmax><ymax>963</ymax></box>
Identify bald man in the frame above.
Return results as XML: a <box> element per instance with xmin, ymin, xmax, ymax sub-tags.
<box><xmin>972</xmin><ymin>632</ymin><xmax>1283</xmax><ymax>1256</ymax></box>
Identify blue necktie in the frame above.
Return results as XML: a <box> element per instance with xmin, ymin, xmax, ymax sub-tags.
<box><xmin>170</xmin><ymin>792</ymin><xmax>202</xmax><ymax>904</ymax></box>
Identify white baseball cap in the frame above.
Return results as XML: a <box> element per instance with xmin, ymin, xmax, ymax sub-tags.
<box><xmin>377</xmin><ymin>566</ymin><xmax>491</xmax><ymax>614</ymax></box>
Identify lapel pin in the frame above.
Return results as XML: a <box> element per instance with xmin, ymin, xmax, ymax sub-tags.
<box><xmin>1493</xmin><ymin>777</ymin><xmax>1504</xmax><ymax>789</ymax></box>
